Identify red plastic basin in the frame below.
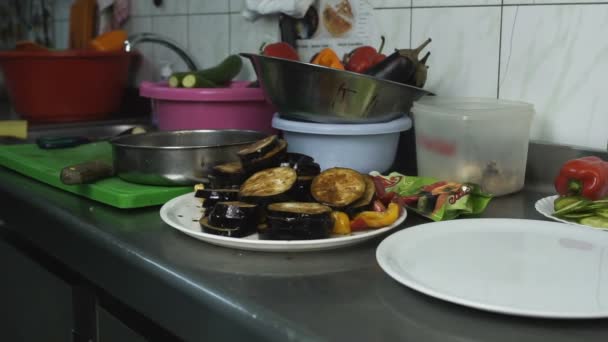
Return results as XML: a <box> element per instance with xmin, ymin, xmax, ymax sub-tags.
<box><xmin>0</xmin><ymin>49</ymin><xmax>134</xmax><ymax>123</ymax></box>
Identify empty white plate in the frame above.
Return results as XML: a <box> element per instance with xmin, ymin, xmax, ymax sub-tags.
<box><xmin>376</xmin><ymin>218</ymin><xmax>608</xmax><ymax>318</ymax></box>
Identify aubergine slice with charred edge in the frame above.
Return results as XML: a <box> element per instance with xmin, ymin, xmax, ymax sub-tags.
<box><xmin>241</xmin><ymin>139</ymin><xmax>288</xmax><ymax>174</ymax></box>
<box><xmin>237</xmin><ymin>135</ymin><xmax>279</xmax><ymax>163</ymax></box>
<box><xmin>207</xmin><ymin>201</ymin><xmax>259</xmax><ymax>233</ymax></box>
<box><xmin>261</xmin><ymin>202</ymin><xmax>334</xmax><ymax>240</ymax></box>
<box><xmin>200</xmin><ymin>216</ymin><xmax>253</xmax><ymax>238</ymax></box>
<box><xmin>280</xmin><ymin>152</ymin><xmax>321</xmax><ymax>177</ymax></box>
<box><xmin>344</xmin><ymin>175</ymin><xmax>376</xmax><ymax>217</ymax></box>
<box><xmin>239</xmin><ymin>166</ymin><xmax>298</xmax><ymax>205</ymax></box>
<box><xmin>289</xmin><ymin>175</ymin><xmax>315</xmax><ymax>202</ymax></box>
<box><xmin>209</xmin><ymin>161</ymin><xmax>246</xmax><ymax>188</ymax></box>
<box><xmin>311</xmin><ymin>167</ymin><xmax>366</xmax><ymax>207</ymax></box>
<box><xmin>194</xmin><ymin>188</ymin><xmax>239</xmax><ymax>209</ymax></box>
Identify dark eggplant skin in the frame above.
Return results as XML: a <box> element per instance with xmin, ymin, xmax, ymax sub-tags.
<box><xmin>208</xmin><ymin>201</ymin><xmax>259</xmax><ymax>233</ymax></box>
<box><xmin>365</xmin><ymin>50</ymin><xmax>415</xmax><ymax>84</ymax></box>
<box><xmin>199</xmin><ymin>217</ymin><xmax>253</xmax><ymax>238</ymax></box>
<box><xmin>280</xmin><ymin>153</ymin><xmax>321</xmax><ymax>177</ymax></box>
<box><xmin>288</xmin><ymin>176</ymin><xmax>315</xmax><ymax>202</ymax></box>
<box><xmin>241</xmin><ymin>139</ymin><xmax>288</xmax><ymax>174</ymax></box>
<box><xmin>344</xmin><ymin>175</ymin><xmax>376</xmax><ymax>217</ymax></box>
<box><xmin>195</xmin><ymin>188</ymin><xmax>239</xmax><ymax>209</ymax></box>
<box><xmin>237</xmin><ymin>135</ymin><xmax>279</xmax><ymax>163</ymax></box>
<box><xmin>261</xmin><ymin>202</ymin><xmax>333</xmax><ymax>240</ymax></box>
<box><xmin>209</xmin><ymin>162</ymin><xmax>247</xmax><ymax>188</ymax></box>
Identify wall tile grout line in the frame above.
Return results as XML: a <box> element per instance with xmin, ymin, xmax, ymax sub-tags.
<box><xmin>409</xmin><ymin>2</ymin><xmax>413</xmax><ymax>49</ymax></box>
<box><xmin>497</xmin><ymin>0</ymin><xmax>504</xmax><ymax>99</ymax></box>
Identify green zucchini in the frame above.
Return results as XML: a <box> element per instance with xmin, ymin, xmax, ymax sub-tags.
<box><xmin>181</xmin><ymin>74</ymin><xmax>219</xmax><ymax>88</ymax></box>
<box><xmin>168</xmin><ymin>72</ymin><xmax>189</xmax><ymax>87</ymax></box>
<box><xmin>183</xmin><ymin>54</ymin><xmax>243</xmax><ymax>87</ymax></box>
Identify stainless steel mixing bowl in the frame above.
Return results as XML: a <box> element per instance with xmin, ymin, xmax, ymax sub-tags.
<box><xmin>111</xmin><ymin>130</ymin><xmax>266</xmax><ymax>186</ymax></box>
<box><xmin>241</xmin><ymin>53</ymin><xmax>431</xmax><ymax>124</ymax></box>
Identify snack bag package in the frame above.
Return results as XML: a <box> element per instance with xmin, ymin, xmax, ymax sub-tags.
<box><xmin>370</xmin><ymin>171</ymin><xmax>493</xmax><ymax>221</ymax></box>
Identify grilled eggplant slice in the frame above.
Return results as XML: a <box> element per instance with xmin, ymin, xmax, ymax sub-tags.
<box><xmin>311</xmin><ymin>167</ymin><xmax>366</xmax><ymax>207</ymax></box>
<box><xmin>209</xmin><ymin>161</ymin><xmax>246</xmax><ymax>188</ymax></box>
<box><xmin>262</xmin><ymin>202</ymin><xmax>333</xmax><ymax>240</ymax></box>
<box><xmin>195</xmin><ymin>188</ymin><xmax>239</xmax><ymax>210</ymax></box>
<box><xmin>200</xmin><ymin>217</ymin><xmax>252</xmax><ymax>238</ymax></box>
<box><xmin>237</xmin><ymin>135</ymin><xmax>278</xmax><ymax>163</ymax></box>
<box><xmin>344</xmin><ymin>175</ymin><xmax>376</xmax><ymax>217</ymax></box>
<box><xmin>239</xmin><ymin>167</ymin><xmax>297</xmax><ymax>204</ymax></box>
<box><xmin>207</xmin><ymin>201</ymin><xmax>259</xmax><ymax>233</ymax></box>
<box><xmin>241</xmin><ymin>139</ymin><xmax>288</xmax><ymax>174</ymax></box>
<box><xmin>280</xmin><ymin>153</ymin><xmax>321</xmax><ymax>177</ymax></box>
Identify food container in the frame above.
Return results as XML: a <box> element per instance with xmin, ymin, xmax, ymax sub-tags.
<box><xmin>272</xmin><ymin>114</ymin><xmax>412</xmax><ymax>173</ymax></box>
<box><xmin>0</xmin><ymin>50</ymin><xmax>134</xmax><ymax>122</ymax></box>
<box><xmin>140</xmin><ymin>81</ymin><xmax>276</xmax><ymax>133</ymax></box>
<box><xmin>412</xmin><ymin>97</ymin><xmax>534</xmax><ymax>196</ymax></box>
<box><xmin>242</xmin><ymin>53</ymin><xmax>431</xmax><ymax>124</ymax></box>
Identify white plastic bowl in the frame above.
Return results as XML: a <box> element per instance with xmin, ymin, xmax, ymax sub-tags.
<box><xmin>272</xmin><ymin>114</ymin><xmax>412</xmax><ymax>173</ymax></box>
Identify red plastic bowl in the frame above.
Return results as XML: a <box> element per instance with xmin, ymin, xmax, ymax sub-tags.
<box><xmin>0</xmin><ymin>50</ymin><xmax>134</xmax><ymax>122</ymax></box>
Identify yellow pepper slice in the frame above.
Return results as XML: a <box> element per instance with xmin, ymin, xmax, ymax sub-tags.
<box><xmin>331</xmin><ymin>211</ymin><xmax>351</xmax><ymax>235</ymax></box>
<box><xmin>350</xmin><ymin>202</ymin><xmax>400</xmax><ymax>230</ymax></box>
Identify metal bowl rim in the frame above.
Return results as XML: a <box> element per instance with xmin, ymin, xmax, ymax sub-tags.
<box><xmin>240</xmin><ymin>52</ymin><xmax>432</xmax><ymax>95</ymax></box>
<box><xmin>110</xmin><ymin>129</ymin><xmax>268</xmax><ymax>150</ymax></box>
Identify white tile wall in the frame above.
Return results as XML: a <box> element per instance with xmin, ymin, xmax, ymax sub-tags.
<box><xmin>48</xmin><ymin>0</ymin><xmax>608</xmax><ymax>150</ymax></box>
<box><xmin>229</xmin><ymin>14</ymin><xmax>280</xmax><ymax>80</ymax></box>
<box><xmin>373</xmin><ymin>8</ymin><xmax>411</xmax><ymax>51</ymax></box>
<box><xmin>151</xmin><ymin>15</ymin><xmax>190</xmax><ymax>72</ymax></box>
<box><xmin>411</xmin><ymin>6</ymin><xmax>501</xmax><ymax>97</ymax></box>
<box><xmin>189</xmin><ymin>0</ymin><xmax>229</xmax><ymax>14</ymax></box>
<box><xmin>188</xmin><ymin>15</ymin><xmax>230</xmax><ymax>68</ymax></box>
<box><xmin>53</xmin><ymin>20</ymin><xmax>70</xmax><ymax>49</ymax></box>
<box><xmin>412</xmin><ymin>0</ymin><xmax>500</xmax><ymax>6</ymax></box>
<box><xmin>499</xmin><ymin>5</ymin><xmax>608</xmax><ymax>150</ymax></box>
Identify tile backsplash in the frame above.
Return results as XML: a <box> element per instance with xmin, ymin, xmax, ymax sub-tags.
<box><xmin>49</xmin><ymin>0</ymin><xmax>608</xmax><ymax>151</ymax></box>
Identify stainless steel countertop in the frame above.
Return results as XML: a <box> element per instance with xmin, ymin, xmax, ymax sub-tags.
<box><xmin>0</xmin><ymin>142</ymin><xmax>607</xmax><ymax>341</ymax></box>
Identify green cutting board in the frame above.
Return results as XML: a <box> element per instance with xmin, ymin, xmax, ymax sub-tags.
<box><xmin>0</xmin><ymin>142</ymin><xmax>192</xmax><ymax>209</ymax></box>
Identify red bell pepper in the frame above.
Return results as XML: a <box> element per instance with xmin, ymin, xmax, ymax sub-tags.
<box><xmin>554</xmin><ymin>156</ymin><xmax>608</xmax><ymax>200</ymax></box>
<box><xmin>344</xmin><ymin>36</ymin><xmax>386</xmax><ymax>73</ymax></box>
<box><xmin>261</xmin><ymin>42</ymin><xmax>299</xmax><ymax>61</ymax></box>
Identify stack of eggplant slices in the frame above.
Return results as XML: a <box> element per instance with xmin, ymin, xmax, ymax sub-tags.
<box><xmin>194</xmin><ymin>135</ymin><xmax>391</xmax><ymax>240</ymax></box>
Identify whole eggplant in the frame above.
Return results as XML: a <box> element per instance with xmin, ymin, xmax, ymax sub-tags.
<box><xmin>365</xmin><ymin>38</ymin><xmax>432</xmax><ymax>87</ymax></box>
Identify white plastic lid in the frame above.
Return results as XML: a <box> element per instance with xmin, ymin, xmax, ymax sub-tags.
<box><xmin>272</xmin><ymin>114</ymin><xmax>412</xmax><ymax>135</ymax></box>
<box><xmin>413</xmin><ymin>97</ymin><xmax>534</xmax><ymax>120</ymax></box>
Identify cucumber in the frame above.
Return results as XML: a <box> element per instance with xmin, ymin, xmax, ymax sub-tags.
<box><xmin>554</xmin><ymin>196</ymin><xmax>586</xmax><ymax>211</ymax></box>
<box><xmin>193</xmin><ymin>55</ymin><xmax>243</xmax><ymax>85</ymax></box>
<box><xmin>168</xmin><ymin>72</ymin><xmax>189</xmax><ymax>87</ymax></box>
<box><xmin>181</xmin><ymin>74</ymin><xmax>218</xmax><ymax>88</ymax></box>
<box><xmin>580</xmin><ymin>216</ymin><xmax>608</xmax><ymax>229</ymax></box>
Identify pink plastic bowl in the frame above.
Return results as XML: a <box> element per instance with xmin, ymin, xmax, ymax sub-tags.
<box><xmin>139</xmin><ymin>81</ymin><xmax>276</xmax><ymax>133</ymax></box>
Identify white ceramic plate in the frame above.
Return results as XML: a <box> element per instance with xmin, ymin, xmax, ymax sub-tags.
<box><xmin>376</xmin><ymin>218</ymin><xmax>608</xmax><ymax>318</ymax></box>
<box><xmin>160</xmin><ymin>192</ymin><xmax>407</xmax><ymax>252</ymax></box>
<box><xmin>535</xmin><ymin>195</ymin><xmax>607</xmax><ymax>230</ymax></box>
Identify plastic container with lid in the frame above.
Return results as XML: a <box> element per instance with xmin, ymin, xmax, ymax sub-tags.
<box><xmin>272</xmin><ymin>114</ymin><xmax>412</xmax><ymax>173</ymax></box>
<box><xmin>140</xmin><ymin>81</ymin><xmax>276</xmax><ymax>133</ymax></box>
<box><xmin>412</xmin><ymin>97</ymin><xmax>534</xmax><ymax>196</ymax></box>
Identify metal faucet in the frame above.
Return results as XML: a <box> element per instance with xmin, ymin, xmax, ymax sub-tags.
<box><xmin>124</xmin><ymin>32</ymin><xmax>200</xmax><ymax>71</ymax></box>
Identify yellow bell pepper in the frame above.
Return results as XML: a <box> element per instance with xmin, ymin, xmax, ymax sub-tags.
<box><xmin>331</xmin><ymin>211</ymin><xmax>351</xmax><ymax>235</ymax></box>
<box><xmin>350</xmin><ymin>202</ymin><xmax>400</xmax><ymax>230</ymax></box>
<box><xmin>311</xmin><ymin>48</ymin><xmax>345</xmax><ymax>70</ymax></box>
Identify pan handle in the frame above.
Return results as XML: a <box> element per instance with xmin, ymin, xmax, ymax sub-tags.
<box><xmin>60</xmin><ymin>160</ymin><xmax>115</xmax><ymax>185</ymax></box>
